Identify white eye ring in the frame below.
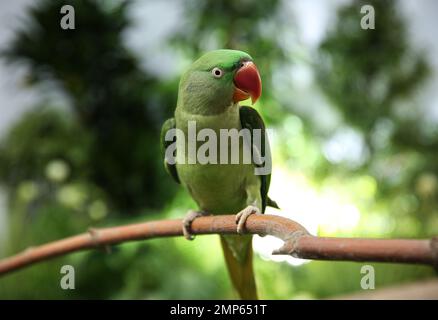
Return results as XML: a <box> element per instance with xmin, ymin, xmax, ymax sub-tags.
<box><xmin>211</xmin><ymin>67</ymin><xmax>224</xmax><ymax>78</ymax></box>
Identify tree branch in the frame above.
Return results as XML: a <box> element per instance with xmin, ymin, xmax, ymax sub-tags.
<box><xmin>0</xmin><ymin>214</ymin><xmax>437</xmax><ymax>276</ymax></box>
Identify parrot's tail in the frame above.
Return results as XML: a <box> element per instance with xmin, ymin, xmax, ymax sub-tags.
<box><xmin>220</xmin><ymin>235</ymin><xmax>258</xmax><ymax>300</ymax></box>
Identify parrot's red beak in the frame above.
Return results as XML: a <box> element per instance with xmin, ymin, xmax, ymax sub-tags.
<box><xmin>233</xmin><ymin>61</ymin><xmax>262</xmax><ymax>104</ymax></box>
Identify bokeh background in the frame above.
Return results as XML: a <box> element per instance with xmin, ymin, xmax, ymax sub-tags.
<box><xmin>0</xmin><ymin>0</ymin><xmax>437</xmax><ymax>299</ymax></box>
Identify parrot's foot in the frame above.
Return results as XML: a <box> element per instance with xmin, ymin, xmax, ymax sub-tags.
<box><xmin>235</xmin><ymin>205</ymin><xmax>261</xmax><ymax>234</ymax></box>
<box><xmin>182</xmin><ymin>210</ymin><xmax>206</xmax><ymax>240</ymax></box>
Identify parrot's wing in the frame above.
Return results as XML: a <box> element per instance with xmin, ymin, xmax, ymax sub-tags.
<box><xmin>239</xmin><ymin>106</ymin><xmax>277</xmax><ymax>212</ymax></box>
<box><xmin>160</xmin><ymin>117</ymin><xmax>180</xmax><ymax>184</ymax></box>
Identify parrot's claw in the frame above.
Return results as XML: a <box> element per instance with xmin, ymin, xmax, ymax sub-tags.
<box><xmin>235</xmin><ymin>205</ymin><xmax>261</xmax><ymax>234</ymax></box>
<box><xmin>182</xmin><ymin>210</ymin><xmax>205</xmax><ymax>240</ymax></box>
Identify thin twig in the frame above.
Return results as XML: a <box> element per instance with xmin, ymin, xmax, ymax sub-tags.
<box><xmin>0</xmin><ymin>214</ymin><xmax>437</xmax><ymax>276</ymax></box>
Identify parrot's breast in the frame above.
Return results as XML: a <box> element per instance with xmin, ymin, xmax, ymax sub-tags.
<box><xmin>175</xmin><ymin>105</ymin><xmax>259</xmax><ymax>214</ymax></box>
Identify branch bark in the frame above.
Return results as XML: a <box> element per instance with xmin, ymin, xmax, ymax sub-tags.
<box><xmin>0</xmin><ymin>214</ymin><xmax>437</xmax><ymax>276</ymax></box>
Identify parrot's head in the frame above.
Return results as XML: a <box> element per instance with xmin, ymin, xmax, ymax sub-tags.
<box><xmin>178</xmin><ymin>49</ymin><xmax>262</xmax><ymax>114</ymax></box>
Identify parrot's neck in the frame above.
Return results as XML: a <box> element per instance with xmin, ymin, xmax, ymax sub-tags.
<box><xmin>176</xmin><ymin>102</ymin><xmax>241</xmax><ymax>132</ymax></box>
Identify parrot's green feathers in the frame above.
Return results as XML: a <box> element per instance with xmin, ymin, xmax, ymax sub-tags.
<box><xmin>239</xmin><ymin>106</ymin><xmax>271</xmax><ymax>213</ymax></box>
<box><xmin>160</xmin><ymin>117</ymin><xmax>180</xmax><ymax>184</ymax></box>
<box><xmin>187</xmin><ymin>49</ymin><xmax>252</xmax><ymax>72</ymax></box>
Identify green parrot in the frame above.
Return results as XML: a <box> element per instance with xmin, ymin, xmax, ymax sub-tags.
<box><xmin>161</xmin><ymin>49</ymin><xmax>278</xmax><ymax>299</ymax></box>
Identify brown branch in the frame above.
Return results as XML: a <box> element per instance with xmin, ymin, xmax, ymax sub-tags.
<box><xmin>0</xmin><ymin>214</ymin><xmax>437</xmax><ymax>276</ymax></box>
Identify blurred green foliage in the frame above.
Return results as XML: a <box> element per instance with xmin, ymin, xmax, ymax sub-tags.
<box><xmin>315</xmin><ymin>0</ymin><xmax>438</xmax><ymax>237</ymax></box>
<box><xmin>0</xmin><ymin>0</ymin><xmax>436</xmax><ymax>299</ymax></box>
<box><xmin>1</xmin><ymin>0</ymin><xmax>177</xmax><ymax>214</ymax></box>
<box><xmin>318</xmin><ymin>0</ymin><xmax>429</xmax><ymax>130</ymax></box>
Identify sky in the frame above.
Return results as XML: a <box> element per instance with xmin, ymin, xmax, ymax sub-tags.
<box><xmin>0</xmin><ymin>0</ymin><xmax>437</xmax><ymax>245</ymax></box>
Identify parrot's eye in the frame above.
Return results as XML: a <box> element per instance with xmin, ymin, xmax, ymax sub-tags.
<box><xmin>211</xmin><ymin>67</ymin><xmax>224</xmax><ymax>78</ymax></box>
